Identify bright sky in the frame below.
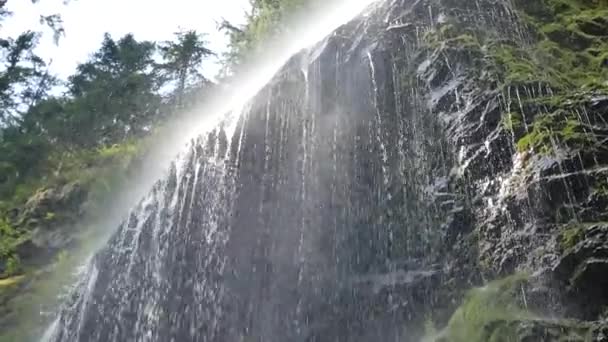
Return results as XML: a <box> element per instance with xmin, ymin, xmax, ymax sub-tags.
<box><xmin>3</xmin><ymin>0</ymin><xmax>251</xmax><ymax>81</ymax></box>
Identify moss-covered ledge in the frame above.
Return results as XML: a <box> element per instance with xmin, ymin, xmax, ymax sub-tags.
<box><xmin>424</xmin><ymin>274</ymin><xmax>607</xmax><ymax>342</ymax></box>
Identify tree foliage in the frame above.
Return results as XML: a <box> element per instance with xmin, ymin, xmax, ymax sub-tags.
<box><xmin>0</xmin><ymin>1</ymin><xmax>215</xmax><ymax>283</ymax></box>
<box><xmin>0</xmin><ymin>31</ymin><xmax>51</xmax><ymax>122</ymax></box>
<box><xmin>66</xmin><ymin>33</ymin><xmax>160</xmax><ymax>145</ymax></box>
<box><xmin>0</xmin><ymin>3</ymin><xmax>214</xmax><ymax>202</ymax></box>
<box><xmin>220</xmin><ymin>0</ymin><xmax>312</xmax><ymax>71</ymax></box>
<box><xmin>159</xmin><ymin>30</ymin><xmax>214</xmax><ymax>107</ymax></box>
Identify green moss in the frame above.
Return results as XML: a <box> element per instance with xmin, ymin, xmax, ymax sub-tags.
<box><xmin>515</xmin><ymin>108</ymin><xmax>598</xmax><ymax>154</ymax></box>
<box><xmin>515</xmin><ymin>114</ymin><xmax>554</xmax><ymax>154</ymax></box>
<box><xmin>416</xmin><ymin>1</ymin><xmax>608</xmax><ymax>337</ymax></box>
<box><xmin>44</xmin><ymin>212</ymin><xmax>56</xmax><ymax>221</ymax></box>
<box><xmin>517</xmin><ymin>0</ymin><xmax>605</xmax><ymax>19</ymax></box>
<box><xmin>514</xmin><ymin>1</ymin><xmax>608</xmax><ymax>90</ymax></box>
<box><xmin>54</xmin><ymin>250</ymin><xmax>69</xmax><ymax>264</ymax></box>
<box><xmin>423</xmin><ymin>0</ymin><xmax>608</xmax><ymax>97</ymax></box>
<box><xmin>503</xmin><ymin>112</ymin><xmax>524</xmax><ymax>132</ymax></box>
<box><xmin>487</xmin><ymin>42</ymin><xmax>570</xmax><ymax>91</ymax></box>
<box><xmin>558</xmin><ymin>225</ymin><xmax>585</xmax><ymax>251</ymax></box>
<box><xmin>570</xmin><ymin>9</ymin><xmax>608</xmax><ymax>37</ymax></box>
<box><xmin>593</xmin><ymin>178</ymin><xmax>608</xmax><ymax>198</ymax></box>
<box><xmin>497</xmin><ymin>0</ymin><xmax>608</xmax><ymax>96</ymax></box>
<box><xmin>425</xmin><ymin>22</ymin><xmax>484</xmax><ymax>50</ymax></box>
<box><xmin>433</xmin><ymin>275</ymin><xmax>593</xmax><ymax>340</ymax></box>
<box><xmin>512</xmin><ymin>0</ymin><xmax>555</xmax><ymax>20</ymax></box>
<box><xmin>444</xmin><ymin>274</ymin><xmax>531</xmax><ymax>342</ymax></box>
<box><xmin>542</xmin><ymin>22</ymin><xmax>594</xmax><ymax>51</ymax></box>
<box><xmin>422</xmin><ymin>0</ymin><xmax>608</xmax><ymax>162</ymax></box>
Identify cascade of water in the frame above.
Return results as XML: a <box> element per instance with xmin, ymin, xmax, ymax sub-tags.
<box><xmin>42</xmin><ymin>1</ymin><xmax>392</xmax><ymax>341</ymax></box>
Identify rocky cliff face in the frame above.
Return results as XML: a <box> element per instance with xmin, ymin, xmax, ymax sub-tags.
<box><xmin>45</xmin><ymin>0</ymin><xmax>608</xmax><ymax>341</ymax></box>
<box><xmin>372</xmin><ymin>0</ymin><xmax>608</xmax><ymax>338</ymax></box>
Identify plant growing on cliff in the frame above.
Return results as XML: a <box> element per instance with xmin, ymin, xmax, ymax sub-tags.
<box><xmin>442</xmin><ymin>274</ymin><xmax>531</xmax><ymax>342</ymax></box>
<box><xmin>0</xmin><ymin>216</ymin><xmax>20</xmax><ymax>276</ymax></box>
<box><xmin>515</xmin><ymin>108</ymin><xmax>599</xmax><ymax>154</ymax></box>
<box><xmin>558</xmin><ymin>225</ymin><xmax>585</xmax><ymax>252</ymax></box>
<box><xmin>4</xmin><ymin>255</ymin><xmax>20</xmax><ymax>277</ymax></box>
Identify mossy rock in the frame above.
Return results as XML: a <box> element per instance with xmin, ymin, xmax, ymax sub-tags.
<box><xmin>514</xmin><ymin>103</ymin><xmax>604</xmax><ymax>155</ymax></box>
<box><xmin>512</xmin><ymin>0</ymin><xmax>555</xmax><ymax>21</ymax></box>
<box><xmin>553</xmin><ymin>223</ymin><xmax>608</xmax><ymax>319</ymax></box>
<box><xmin>428</xmin><ymin>274</ymin><xmax>601</xmax><ymax>341</ymax></box>
<box><xmin>574</xmin><ymin>13</ymin><xmax>608</xmax><ymax>37</ymax></box>
<box><xmin>440</xmin><ymin>274</ymin><xmax>532</xmax><ymax>342</ymax></box>
<box><xmin>558</xmin><ymin>225</ymin><xmax>586</xmax><ymax>252</ymax></box>
<box><xmin>542</xmin><ymin>23</ymin><xmax>594</xmax><ymax>51</ymax></box>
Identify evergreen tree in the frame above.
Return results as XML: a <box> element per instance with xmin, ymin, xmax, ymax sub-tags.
<box><xmin>67</xmin><ymin>33</ymin><xmax>159</xmax><ymax>145</ymax></box>
<box><xmin>219</xmin><ymin>0</ymin><xmax>311</xmax><ymax>73</ymax></box>
<box><xmin>0</xmin><ymin>0</ymin><xmax>60</xmax><ymax>123</ymax></box>
<box><xmin>158</xmin><ymin>30</ymin><xmax>214</xmax><ymax>107</ymax></box>
<box><xmin>0</xmin><ymin>1</ymin><xmax>56</xmax><ymax>194</ymax></box>
<box><xmin>0</xmin><ymin>32</ymin><xmax>52</xmax><ymax>123</ymax></box>
<box><xmin>0</xmin><ymin>2</ymin><xmax>217</xmax><ymax>199</ymax></box>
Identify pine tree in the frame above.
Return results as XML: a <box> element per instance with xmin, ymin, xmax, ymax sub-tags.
<box><xmin>158</xmin><ymin>30</ymin><xmax>214</xmax><ymax>107</ymax></box>
<box><xmin>67</xmin><ymin>33</ymin><xmax>159</xmax><ymax>145</ymax></box>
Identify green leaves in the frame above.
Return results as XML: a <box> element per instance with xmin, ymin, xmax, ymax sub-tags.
<box><xmin>65</xmin><ymin>34</ymin><xmax>160</xmax><ymax>145</ymax></box>
<box><xmin>0</xmin><ymin>31</ymin><xmax>51</xmax><ymax>122</ymax></box>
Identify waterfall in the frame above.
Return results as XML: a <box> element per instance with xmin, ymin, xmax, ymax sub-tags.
<box><xmin>43</xmin><ymin>0</ymin><xmax>608</xmax><ymax>340</ymax></box>
<box><xmin>44</xmin><ymin>1</ymin><xmax>409</xmax><ymax>341</ymax></box>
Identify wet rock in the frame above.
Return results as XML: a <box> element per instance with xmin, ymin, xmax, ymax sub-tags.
<box><xmin>553</xmin><ymin>223</ymin><xmax>608</xmax><ymax>319</ymax></box>
<box><xmin>517</xmin><ymin>318</ymin><xmax>608</xmax><ymax>342</ymax></box>
<box><xmin>490</xmin><ymin>319</ymin><xmax>596</xmax><ymax>342</ymax></box>
<box><xmin>10</xmin><ymin>182</ymin><xmax>86</xmax><ymax>263</ymax></box>
<box><xmin>13</xmin><ymin>238</ymin><xmax>45</xmax><ymax>262</ymax></box>
<box><xmin>19</xmin><ymin>182</ymin><xmax>86</xmax><ymax>224</ymax></box>
<box><xmin>544</xmin><ymin>26</ymin><xmax>594</xmax><ymax>51</ymax></box>
<box><xmin>576</xmin><ymin>16</ymin><xmax>608</xmax><ymax>37</ymax></box>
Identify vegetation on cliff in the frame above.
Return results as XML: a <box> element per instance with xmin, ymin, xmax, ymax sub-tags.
<box><xmin>0</xmin><ymin>1</ymin><xmax>218</xmax><ymax>339</ymax></box>
<box><xmin>411</xmin><ymin>0</ymin><xmax>608</xmax><ymax>339</ymax></box>
<box><xmin>425</xmin><ymin>275</ymin><xmax>602</xmax><ymax>342</ymax></box>
<box><xmin>421</xmin><ymin>0</ymin><xmax>607</xmax><ymax>157</ymax></box>
<box><xmin>443</xmin><ymin>275</ymin><xmax>532</xmax><ymax>342</ymax></box>
<box><xmin>0</xmin><ymin>6</ymin><xmax>215</xmax><ymax>277</ymax></box>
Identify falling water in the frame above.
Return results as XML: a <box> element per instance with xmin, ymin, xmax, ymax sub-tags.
<box><xmin>42</xmin><ymin>0</ymin><xmax>608</xmax><ymax>340</ymax></box>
